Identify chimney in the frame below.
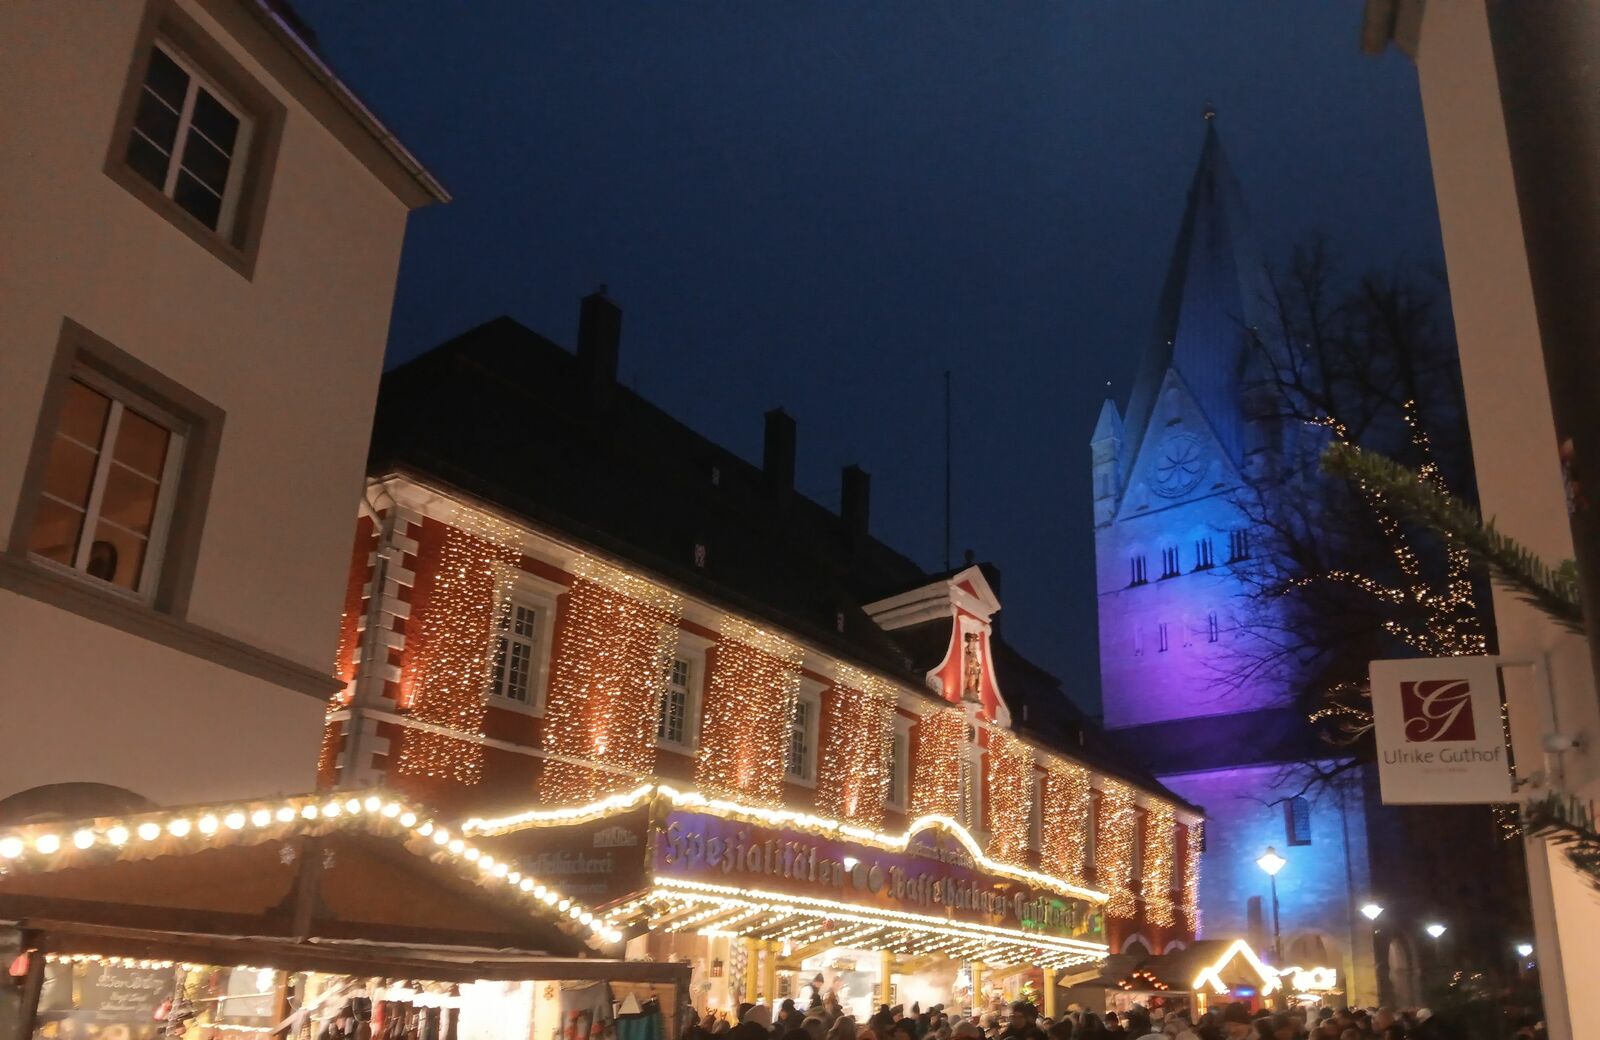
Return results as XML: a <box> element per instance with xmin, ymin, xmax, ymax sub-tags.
<box><xmin>763</xmin><ymin>408</ymin><xmax>796</xmax><ymax>503</ymax></box>
<box><xmin>840</xmin><ymin>464</ymin><xmax>870</xmax><ymax>547</ymax></box>
<box><xmin>576</xmin><ymin>286</ymin><xmax>621</xmax><ymax>406</ymax></box>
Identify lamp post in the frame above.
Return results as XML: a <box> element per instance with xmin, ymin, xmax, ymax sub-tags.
<box><xmin>1256</xmin><ymin>847</ymin><xmax>1287</xmax><ymax>964</ymax></box>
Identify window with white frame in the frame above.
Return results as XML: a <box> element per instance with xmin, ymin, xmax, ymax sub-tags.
<box><xmin>26</xmin><ymin>374</ymin><xmax>185</xmax><ymax>598</ymax></box>
<box><xmin>125</xmin><ymin>42</ymin><xmax>253</xmax><ymax>235</ymax></box>
<box><xmin>489</xmin><ymin>598</ymin><xmax>544</xmax><ymax>708</ymax></box>
<box><xmin>886</xmin><ymin>725</ymin><xmax>909</xmax><ymax>809</ymax></box>
<box><xmin>787</xmin><ymin>693</ymin><xmax>819</xmax><ymax>782</ymax></box>
<box><xmin>657</xmin><ymin>655</ymin><xmax>694</xmax><ymax>748</ymax></box>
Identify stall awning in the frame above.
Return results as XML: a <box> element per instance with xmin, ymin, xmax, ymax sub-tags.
<box><xmin>465</xmin><ymin>784</ymin><xmax>1111</xmax><ymax>970</ymax></box>
<box><xmin>0</xmin><ymin>790</ymin><xmax>661</xmax><ymax>979</ymax></box>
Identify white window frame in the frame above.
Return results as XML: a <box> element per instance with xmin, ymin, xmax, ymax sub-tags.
<box><xmin>885</xmin><ymin>714</ymin><xmax>912</xmax><ymax>811</ymax></box>
<box><xmin>486</xmin><ymin>579</ymin><xmax>558</xmax><ymax>715</ymax></box>
<box><xmin>786</xmin><ymin>685</ymin><xmax>822</xmax><ymax>785</ymax></box>
<box><xmin>28</xmin><ymin>368</ymin><xmax>186</xmax><ymax>604</ymax></box>
<box><xmin>135</xmin><ymin>39</ymin><xmax>255</xmax><ymax>237</ymax></box>
<box><xmin>656</xmin><ymin>635</ymin><xmax>707</xmax><ymax>752</ymax></box>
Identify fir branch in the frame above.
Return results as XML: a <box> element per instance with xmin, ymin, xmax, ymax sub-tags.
<box><xmin>1322</xmin><ymin>443</ymin><xmax>1586</xmax><ymax>635</ymax></box>
<box><xmin>1522</xmin><ymin>792</ymin><xmax>1600</xmax><ymax>891</ymax></box>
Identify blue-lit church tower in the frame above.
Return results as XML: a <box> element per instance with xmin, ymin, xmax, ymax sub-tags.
<box><xmin>1090</xmin><ymin>120</ymin><xmax>1381</xmax><ymax>1003</ymax></box>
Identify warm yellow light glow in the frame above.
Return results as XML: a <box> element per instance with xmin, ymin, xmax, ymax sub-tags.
<box><xmin>695</xmin><ymin>618</ymin><xmax>804</xmax><ymax>805</ymax></box>
<box><xmin>1192</xmin><ymin>938</ymin><xmax>1281</xmax><ymax>995</ymax></box>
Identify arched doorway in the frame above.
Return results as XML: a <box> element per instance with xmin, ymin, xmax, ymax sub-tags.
<box><xmin>1387</xmin><ymin>936</ymin><xmax>1421</xmax><ymax>1008</ymax></box>
<box><xmin>1121</xmin><ymin>936</ymin><xmax>1152</xmax><ymax>958</ymax></box>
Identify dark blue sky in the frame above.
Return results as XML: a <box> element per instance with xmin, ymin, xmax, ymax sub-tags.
<box><xmin>297</xmin><ymin>2</ymin><xmax>1444</xmax><ymax>713</ymax></box>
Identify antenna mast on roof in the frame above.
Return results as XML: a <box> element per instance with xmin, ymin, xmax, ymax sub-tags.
<box><xmin>943</xmin><ymin>369</ymin><xmax>953</xmax><ymax>572</ymax></box>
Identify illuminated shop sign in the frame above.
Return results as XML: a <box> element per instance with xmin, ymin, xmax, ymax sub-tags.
<box><xmin>652</xmin><ymin>808</ymin><xmax>1102</xmax><ymax>942</ymax></box>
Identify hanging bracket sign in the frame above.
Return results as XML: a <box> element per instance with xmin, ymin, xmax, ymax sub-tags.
<box><xmin>1370</xmin><ymin>656</ymin><xmax>1514</xmax><ymax>804</ymax></box>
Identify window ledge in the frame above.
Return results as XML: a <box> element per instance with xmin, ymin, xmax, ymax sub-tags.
<box><xmin>486</xmin><ymin>696</ymin><xmax>544</xmax><ymax>718</ymax></box>
<box><xmin>656</xmin><ymin>738</ymin><xmax>697</xmax><ymax>755</ymax></box>
<box><xmin>0</xmin><ymin>554</ymin><xmax>339</xmax><ymax>699</ymax></box>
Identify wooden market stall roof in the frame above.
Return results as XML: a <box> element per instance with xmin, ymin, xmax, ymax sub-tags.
<box><xmin>0</xmin><ymin>790</ymin><xmax>680</xmax><ymax>982</ymax></box>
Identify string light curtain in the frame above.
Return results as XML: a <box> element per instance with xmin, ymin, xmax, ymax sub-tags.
<box><xmin>816</xmin><ymin>665</ymin><xmax>897</xmax><ymax>828</ymax></box>
<box><xmin>1181</xmin><ymin>821</ymin><xmax>1204</xmax><ymax>934</ymax></box>
<box><xmin>695</xmin><ymin>618</ymin><xmax>804</xmax><ymax>805</ymax></box>
<box><xmin>396</xmin><ymin>510</ymin><xmax>521</xmax><ymax>784</ymax></box>
<box><xmin>984</xmin><ymin>730</ymin><xmax>1035</xmax><ymax>866</ymax></box>
<box><xmin>540</xmin><ymin>557</ymin><xmax>682</xmax><ymax>803</ymax></box>
<box><xmin>1096</xmin><ymin>779</ymin><xmax>1139</xmax><ymax>918</ymax></box>
<box><xmin>910</xmin><ymin>707</ymin><xmax>967</xmax><ymax>819</ymax></box>
<box><xmin>1141</xmin><ymin>802</ymin><xmax>1177</xmax><ymax>927</ymax></box>
<box><xmin>1041</xmin><ymin>759</ymin><xmax>1093</xmax><ymax>887</ymax></box>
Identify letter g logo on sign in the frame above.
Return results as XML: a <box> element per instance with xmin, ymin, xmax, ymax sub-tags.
<box><xmin>1400</xmin><ymin>679</ymin><xmax>1477</xmax><ymax>743</ymax></box>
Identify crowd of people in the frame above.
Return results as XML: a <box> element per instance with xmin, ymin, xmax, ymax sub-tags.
<box><xmin>682</xmin><ymin>996</ymin><xmax>1525</xmax><ymax>1040</ymax></box>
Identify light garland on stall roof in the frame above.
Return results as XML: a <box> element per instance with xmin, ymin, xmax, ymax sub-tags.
<box><xmin>984</xmin><ymin>730</ymin><xmax>1034</xmax><ymax>867</ymax></box>
<box><xmin>1096</xmin><ymin>779</ymin><xmax>1139</xmax><ymax>918</ymax></box>
<box><xmin>816</xmin><ymin>665</ymin><xmax>897</xmax><ymax>828</ymax></box>
<box><xmin>463</xmin><ymin>781</ymin><xmax>1107</xmax><ymax>901</ymax></box>
<box><xmin>1041</xmin><ymin>759</ymin><xmax>1093</xmax><ymax>888</ymax></box>
<box><xmin>1141</xmin><ymin>802</ymin><xmax>1177</xmax><ymax>928</ymax></box>
<box><xmin>1181</xmin><ymin>821</ymin><xmax>1203</xmax><ymax>934</ymax></box>
<box><xmin>540</xmin><ymin>557</ymin><xmax>682</xmax><ymax>803</ymax></box>
<box><xmin>694</xmin><ymin>617</ymin><xmax>804</xmax><ymax>805</ymax></box>
<box><xmin>910</xmin><ymin>707</ymin><xmax>966</xmax><ymax>819</ymax></box>
<box><xmin>0</xmin><ymin>791</ymin><xmax>623</xmax><ymax>946</ymax></box>
<box><xmin>649</xmin><ymin>876</ymin><xmax>1106</xmax><ymax>968</ymax></box>
<box><xmin>396</xmin><ymin>509</ymin><xmax>522</xmax><ymax>784</ymax></box>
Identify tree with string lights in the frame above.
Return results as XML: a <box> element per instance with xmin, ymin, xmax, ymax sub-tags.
<box><xmin>1221</xmin><ymin>242</ymin><xmax>1490</xmax><ymax>753</ymax></box>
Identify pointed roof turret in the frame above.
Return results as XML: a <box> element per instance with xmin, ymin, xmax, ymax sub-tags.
<box><xmin>1091</xmin><ymin>397</ymin><xmax>1124</xmax><ymax>444</ymax></box>
<box><xmin>1120</xmin><ymin>115</ymin><xmax>1268</xmax><ymax>468</ymax></box>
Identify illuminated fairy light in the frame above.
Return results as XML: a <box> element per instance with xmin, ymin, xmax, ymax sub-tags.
<box><xmin>1141</xmin><ymin>803</ymin><xmax>1177</xmax><ymax>928</ymax></box>
<box><xmin>1181</xmin><ymin>821</ymin><xmax>1203</xmax><ymax>933</ymax></box>
<box><xmin>694</xmin><ymin>617</ymin><xmax>804</xmax><ymax>805</ymax></box>
<box><xmin>910</xmin><ymin>707</ymin><xmax>966</xmax><ymax>819</ymax></box>
<box><xmin>816</xmin><ymin>664</ymin><xmax>897</xmax><ymax>827</ymax></box>
<box><xmin>540</xmin><ymin>557</ymin><xmax>683</xmax><ymax>802</ymax></box>
<box><xmin>1041</xmin><ymin>759</ymin><xmax>1092</xmax><ymax>887</ymax></box>
<box><xmin>984</xmin><ymin>730</ymin><xmax>1035</xmax><ymax>867</ymax></box>
<box><xmin>464</xmin><ymin>783</ymin><xmax>656</xmax><ymax>834</ymax></box>
<box><xmin>466</xmin><ymin>781</ymin><xmax>1106</xmax><ymax>901</ymax></box>
<box><xmin>1096</xmin><ymin>779</ymin><xmax>1139</xmax><ymax>918</ymax></box>
<box><xmin>0</xmin><ymin>790</ymin><xmax>622</xmax><ymax>950</ymax></box>
<box><xmin>650</xmin><ymin>878</ymin><xmax>1107</xmax><ymax>966</ymax></box>
<box><xmin>396</xmin><ymin>509</ymin><xmax>521</xmax><ymax>783</ymax></box>
<box><xmin>1192</xmin><ymin>938</ymin><xmax>1280</xmax><ymax>995</ymax></box>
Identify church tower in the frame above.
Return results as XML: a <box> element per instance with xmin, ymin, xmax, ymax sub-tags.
<box><xmin>1089</xmin><ymin>118</ymin><xmax>1378</xmax><ymax>1000</ymax></box>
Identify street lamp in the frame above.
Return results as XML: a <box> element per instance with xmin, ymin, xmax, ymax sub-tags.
<box><xmin>1256</xmin><ymin>847</ymin><xmax>1286</xmax><ymax>964</ymax></box>
<box><xmin>1360</xmin><ymin>903</ymin><xmax>1384</xmax><ymax>921</ymax></box>
<box><xmin>1515</xmin><ymin>943</ymin><xmax>1534</xmax><ymax>958</ymax></box>
<box><xmin>1425</xmin><ymin>923</ymin><xmax>1447</xmax><ymax>939</ymax></box>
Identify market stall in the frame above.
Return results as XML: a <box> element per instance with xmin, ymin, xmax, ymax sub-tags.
<box><xmin>0</xmin><ymin>792</ymin><xmax>689</xmax><ymax>1040</ymax></box>
<box><xmin>463</xmin><ymin>784</ymin><xmax>1109</xmax><ymax>1021</ymax></box>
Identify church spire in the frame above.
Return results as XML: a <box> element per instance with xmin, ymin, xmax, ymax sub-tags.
<box><xmin>1118</xmin><ymin>114</ymin><xmax>1267</xmax><ymax>470</ymax></box>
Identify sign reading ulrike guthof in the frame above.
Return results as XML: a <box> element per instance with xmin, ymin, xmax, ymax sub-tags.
<box><xmin>1370</xmin><ymin>656</ymin><xmax>1514</xmax><ymax>804</ymax></box>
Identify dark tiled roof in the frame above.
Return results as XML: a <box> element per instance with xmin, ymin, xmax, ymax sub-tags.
<box><xmin>372</xmin><ymin>317</ymin><xmax>927</xmax><ymax>680</ymax></box>
<box><xmin>370</xmin><ymin>316</ymin><xmax>1193</xmax><ymax>809</ymax></box>
<box><xmin>1119</xmin><ymin>120</ymin><xmax>1268</xmax><ymax>470</ymax></box>
<box><xmin>1104</xmin><ymin>705</ymin><xmax>1333</xmax><ymax>777</ymax></box>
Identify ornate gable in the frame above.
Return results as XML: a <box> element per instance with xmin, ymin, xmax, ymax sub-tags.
<box><xmin>1116</xmin><ymin>369</ymin><xmax>1244</xmax><ymax>522</ymax></box>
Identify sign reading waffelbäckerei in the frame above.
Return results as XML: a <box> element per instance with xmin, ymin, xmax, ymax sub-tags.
<box><xmin>1370</xmin><ymin>656</ymin><xmax>1514</xmax><ymax>804</ymax></box>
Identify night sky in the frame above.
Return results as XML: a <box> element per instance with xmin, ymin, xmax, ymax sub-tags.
<box><xmin>295</xmin><ymin>2</ymin><xmax>1444</xmax><ymax>713</ymax></box>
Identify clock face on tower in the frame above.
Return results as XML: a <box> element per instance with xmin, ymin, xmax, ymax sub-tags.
<box><xmin>1153</xmin><ymin>432</ymin><xmax>1206</xmax><ymax>497</ymax></box>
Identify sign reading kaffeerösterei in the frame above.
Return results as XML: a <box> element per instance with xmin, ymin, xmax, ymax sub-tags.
<box><xmin>1370</xmin><ymin>656</ymin><xmax>1514</xmax><ymax>804</ymax></box>
<box><xmin>653</xmin><ymin>807</ymin><xmax>1102</xmax><ymax>942</ymax></box>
